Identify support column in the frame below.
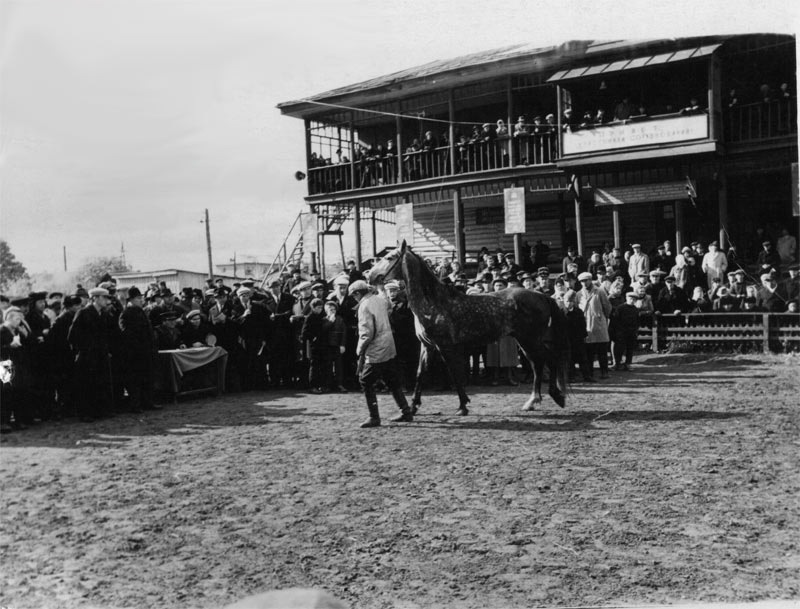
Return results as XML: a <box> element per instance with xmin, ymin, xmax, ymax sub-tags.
<box><xmin>612</xmin><ymin>207</ymin><xmax>622</xmax><ymax>249</ymax></box>
<box><xmin>507</xmin><ymin>76</ymin><xmax>514</xmax><ymax>165</ymax></box>
<box><xmin>349</xmin><ymin>115</ymin><xmax>356</xmax><ymax>189</ymax></box>
<box><xmin>514</xmin><ymin>234</ymin><xmax>523</xmax><ymax>266</ymax></box>
<box><xmin>573</xmin><ymin>180</ymin><xmax>584</xmax><ymax>257</ymax></box>
<box><xmin>353</xmin><ymin>202</ymin><xmax>362</xmax><ymax>270</ymax></box>
<box><xmin>448</xmin><ymin>90</ymin><xmax>456</xmax><ymax>175</ymax></box>
<box><xmin>371</xmin><ymin>211</ymin><xmax>377</xmax><ymax>259</ymax></box>
<box><xmin>304</xmin><ymin>119</ymin><xmax>312</xmax><ymax>197</ymax></box>
<box><xmin>396</xmin><ymin>106</ymin><xmax>403</xmax><ymax>184</ymax></box>
<box><xmin>453</xmin><ymin>188</ymin><xmax>465</xmax><ymax>266</ymax></box>
<box><xmin>718</xmin><ymin>170</ymin><xmax>728</xmax><ymax>249</ymax></box>
<box><xmin>674</xmin><ymin>199</ymin><xmax>685</xmax><ymax>253</ymax></box>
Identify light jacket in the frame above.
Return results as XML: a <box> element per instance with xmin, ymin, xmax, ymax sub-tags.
<box><xmin>356</xmin><ymin>293</ymin><xmax>396</xmax><ymax>364</ymax></box>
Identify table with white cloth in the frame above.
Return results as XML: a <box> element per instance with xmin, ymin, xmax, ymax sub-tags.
<box><xmin>155</xmin><ymin>346</ymin><xmax>228</xmax><ymax>402</ymax></box>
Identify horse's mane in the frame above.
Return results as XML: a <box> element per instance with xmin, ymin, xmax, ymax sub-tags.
<box><xmin>402</xmin><ymin>248</ymin><xmax>465</xmax><ymax>306</ymax></box>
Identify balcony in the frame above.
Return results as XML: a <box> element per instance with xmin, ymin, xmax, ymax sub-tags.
<box><xmin>725</xmin><ymin>98</ymin><xmax>797</xmax><ymax>144</ymax></box>
<box><xmin>306</xmin><ymin>132</ymin><xmax>558</xmax><ymax>196</ymax></box>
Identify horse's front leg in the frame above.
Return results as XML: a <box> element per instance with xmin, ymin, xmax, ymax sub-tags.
<box><xmin>410</xmin><ymin>344</ymin><xmax>430</xmax><ymax>415</ymax></box>
<box><xmin>439</xmin><ymin>346</ymin><xmax>470</xmax><ymax>416</ymax></box>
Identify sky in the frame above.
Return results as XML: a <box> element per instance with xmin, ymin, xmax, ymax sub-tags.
<box><xmin>1</xmin><ymin>0</ymin><xmax>797</xmax><ymax>275</ymax></box>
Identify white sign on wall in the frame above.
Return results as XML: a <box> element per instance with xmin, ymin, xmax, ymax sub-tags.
<box><xmin>302</xmin><ymin>213</ymin><xmax>318</xmax><ymax>253</ymax></box>
<box><xmin>562</xmin><ymin>114</ymin><xmax>709</xmax><ymax>156</ymax></box>
<box><xmin>504</xmin><ymin>187</ymin><xmax>526</xmax><ymax>234</ymax></box>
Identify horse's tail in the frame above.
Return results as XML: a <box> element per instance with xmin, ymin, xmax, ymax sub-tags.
<box><xmin>547</xmin><ymin>297</ymin><xmax>570</xmax><ymax>397</ymax></box>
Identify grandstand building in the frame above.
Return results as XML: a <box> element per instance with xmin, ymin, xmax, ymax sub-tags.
<box><xmin>278</xmin><ymin>35</ymin><xmax>798</xmax><ymax>270</ymax></box>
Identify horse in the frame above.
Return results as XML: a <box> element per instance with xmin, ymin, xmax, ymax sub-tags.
<box><xmin>368</xmin><ymin>241</ymin><xmax>569</xmax><ymax>416</ymax></box>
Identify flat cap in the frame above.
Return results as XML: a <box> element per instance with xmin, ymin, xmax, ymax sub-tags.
<box><xmin>88</xmin><ymin>287</ymin><xmax>109</xmax><ymax>297</ymax></box>
<box><xmin>577</xmin><ymin>272</ymin><xmax>593</xmax><ymax>281</ymax></box>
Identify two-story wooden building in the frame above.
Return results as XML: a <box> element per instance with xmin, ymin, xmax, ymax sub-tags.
<box><xmin>278</xmin><ymin>35</ymin><xmax>797</xmax><ymax>272</ymax></box>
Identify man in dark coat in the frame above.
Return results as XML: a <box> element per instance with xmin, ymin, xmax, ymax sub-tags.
<box><xmin>655</xmin><ymin>275</ymin><xmax>690</xmax><ymax>314</ymax></box>
<box><xmin>384</xmin><ymin>281</ymin><xmax>419</xmax><ymax>391</ymax></box>
<box><xmin>119</xmin><ymin>286</ymin><xmax>158</xmax><ymax>412</ymax></box>
<box><xmin>46</xmin><ymin>295</ymin><xmax>82</xmax><ymax>418</ymax></box>
<box><xmin>327</xmin><ymin>275</ymin><xmax>359</xmax><ymax>387</ymax></box>
<box><xmin>263</xmin><ymin>278</ymin><xmax>296</xmax><ymax>387</ymax></box>
<box><xmin>24</xmin><ymin>291</ymin><xmax>54</xmax><ymax>419</ymax></box>
<box><xmin>234</xmin><ymin>287</ymin><xmax>271</xmax><ymax>390</ymax></box>
<box><xmin>68</xmin><ymin>288</ymin><xmax>113</xmax><ymax>421</ymax></box>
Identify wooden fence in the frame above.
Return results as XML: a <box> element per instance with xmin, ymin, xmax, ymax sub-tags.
<box><xmin>635</xmin><ymin>312</ymin><xmax>800</xmax><ymax>352</ymax></box>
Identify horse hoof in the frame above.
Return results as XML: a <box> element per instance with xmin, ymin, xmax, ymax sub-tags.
<box><xmin>410</xmin><ymin>405</ymin><xmax>418</xmax><ymax>416</ymax></box>
<box><xmin>553</xmin><ymin>394</ymin><xmax>566</xmax><ymax>408</ymax></box>
<box><xmin>522</xmin><ymin>402</ymin><xmax>535</xmax><ymax>412</ymax></box>
<box><xmin>457</xmin><ymin>407</ymin><xmax>469</xmax><ymax>416</ymax></box>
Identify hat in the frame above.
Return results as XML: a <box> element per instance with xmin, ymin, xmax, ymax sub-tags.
<box><xmin>597</xmin><ymin>266</ymin><xmax>608</xmax><ymax>274</ymax></box>
<box><xmin>577</xmin><ymin>272</ymin><xmax>593</xmax><ymax>281</ymax></box>
<box><xmin>492</xmin><ymin>277</ymin><xmax>507</xmax><ymax>286</ymax></box>
<box><xmin>762</xmin><ymin>240</ymin><xmax>772</xmax><ymax>247</ymax></box>
<box><xmin>296</xmin><ymin>281</ymin><xmax>313</xmax><ymax>292</ymax></box>
<box><xmin>656</xmin><ymin>244</ymin><xmax>666</xmax><ymax>250</ymax></box>
<box><xmin>241</xmin><ymin>279</ymin><xmax>255</xmax><ymax>287</ymax></box>
<box><xmin>160</xmin><ymin>288</ymin><xmax>173</xmax><ymax>297</ymax></box>
<box><xmin>192</xmin><ymin>289</ymin><xmax>203</xmax><ymax>297</ymax></box>
<box><xmin>28</xmin><ymin>291</ymin><xmax>47</xmax><ymax>303</ymax></box>
<box><xmin>186</xmin><ymin>310</ymin><xmax>202</xmax><ymax>321</ymax></box>
<box><xmin>681</xmin><ymin>246</ymin><xmax>692</xmax><ymax>254</ymax></box>
<box><xmin>267</xmin><ymin>278</ymin><xmax>281</xmax><ymax>288</ymax></box>
<box><xmin>537</xmin><ymin>267</ymin><xmax>550</xmax><ymax>276</ymax></box>
<box><xmin>310</xmin><ymin>298</ymin><xmax>324</xmax><ymax>308</ymax></box>
<box><xmin>625</xmin><ymin>291</ymin><xmax>640</xmax><ymax>299</ymax></box>
<box><xmin>504</xmin><ymin>252</ymin><xmax>515</xmax><ymax>259</ymax></box>
<box><xmin>482</xmin><ymin>122</ymin><xmax>491</xmax><ymax>129</ymax></box>
<box><xmin>480</xmin><ymin>273</ymin><xmax>494</xmax><ymax>283</ymax></box>
<box><xmin>384</xmin><ymin>280</ymin><xmax>400</xmax><ymax>290</ymax></box>
<box><xmin>324</xmin><ymin>299</ymin><xmax>339</xmax><ymax>309</ymax></box>
<box><xmin>518</xmin><ymin>273</ymin><xmax>532</xmax><ymax>281</ymax></box>
<box><xmin>649</xmin><ymin>270</ymin><xmax>666</xmax><ymax>276</ymax></box>
<box><xmin>664</xmin><ymin>275</ymin><xmax>676</xmax><ymax>282</ymax></box>
<box><xmin>332</xmin><ymin>275</ymin><xmax>350</xmax><ymax>287</ymax></box>
<box><xmin>181</xmin><ymin>287</ymin><xmax>194</xmax><ymax>297</ymax></box>
<box><xmin>74</xmin><ymin>287</ymin><xmax>89</xmax><ymax>299</ymax></box>
<box><xmin>88</xmin><ymin>287</ymin><xmax>109</xmax><ymax>298</ymax></box>
<box><xmin>236</xmin><ymin>287</ymin><xmax>253</xmax><ymax>297</ymax></box>
<box><xmin>631</xmin><ymin>243</ymin><xmax>642</xmax><ymax>248</ymax></box>
<box><xmin>311</xmin><ymin>282</ymin><xmax>325</xmax><ymax>291</ymax></box>
<box><xmin>567</xmin><ymin>262</ymin><xmax>578</xmax><ymax>270</ymax></box>
<box><xmin>709</xmin><ymin>241</ymin><xmax>719</xmax><ymax>247</ymax></box>
<box><xmin>99</xmin><ymin>281</ymin><xmax>117</xmax><ymax>293</ymax></box>
<box><xmin>214</xmin><ymin>287</ymin><xmax>229</xmax><ymax>298</ymax></box>
<box><xmin>63</xmin><ymin>295</ymin><xmax>82</xmax><ymax>307</ymax></box>
<box><xmin>637</xmin><ymin>272</ymin><xmax>649</xmax><ymax>279</ymax></box>
<box><xmin>48</xmin><ymin>292</ymin><xmax>63</xmax><ymax>299</ymax></box>
<box><xmin>160</xmin><ymin>310</ymin><xmax>179</xmax><ymax>321</ymax></box>
<box><xmin>466</xmin><ymin>287</ymin><xmax>482</xmax><ymax>295</ymax></box>
<box><xmin>3</xmin><ymin>306</ymin><xmax>24</xmax><ymax>321</ymax></box>
<box><xmin>691</xmin><ymin>241</ymin><xmax>700</xmax><ymax>247</ymax></box>
<box><xmin>128</xmin><ymin>286</ymin><xmax>142</xmax><ymax>299</ymax></box>
<box><xmin>760</xmin><ymin>273</ymin><xmax>774</xmax><ymax>282</ymax></box>
<box><xmin>731</xmin><ymin>269</ymin><xmax>746</xmax><ymax>276</ymax></box>
<box><xmin>348</xmin><ymin>280</ymin><xmax>370</xmax><ymax>295</ymax></box>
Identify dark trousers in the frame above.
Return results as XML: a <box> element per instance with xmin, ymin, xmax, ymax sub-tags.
<box><xmin>325</xmin><ymin>347</ymin><xmax>344</xmax><ymax>388</ymax></box>
<box><xmin>126</xmin><ymin>360</ymin><xmax>154</xmax><ymax>411</ymax></box>
<box><xmin>569</xmin><ymin>340</ymin><xmax>591</xmax><ymax>380</ymax></box>
<box><xmin>359</xmin><ymin>357</ymin><xmax>409</xmax><ymax>418</ymax></box>
<box><xmin>585</xmin><ymin>342</ymin><xmax>609</xmax><ymax>375</ymax></box>
<box><xmin>309</xmin><ymin>349</ymin><xmax>328</xmax><ymax>389</ymax></box>
<box><xmin>74</xmin><ymin>353</ymin><xmax>112</xmax><ymax>418</ymax></box>
<box><xmin>613</xmin><ymin>333</ymin><xmax>637</xmax><ymax>367</ymax></box>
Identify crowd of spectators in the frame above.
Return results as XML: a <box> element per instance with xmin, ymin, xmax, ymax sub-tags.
<box><xmin>1</xmin><ymin>228</ymin><xmax>797</xmax><ymax>433</ymax></box>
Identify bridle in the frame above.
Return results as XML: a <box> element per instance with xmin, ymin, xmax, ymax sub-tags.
<box><xmin>377</xmin><ymin>249</ymin><xmax>404</xmax><ymax>284</ymax></box>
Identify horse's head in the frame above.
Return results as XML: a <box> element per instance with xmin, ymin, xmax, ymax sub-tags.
<box><xmin>368</xmin><ymin>240</ymin><xmax>407</xmax><ymax>287</ymax></box>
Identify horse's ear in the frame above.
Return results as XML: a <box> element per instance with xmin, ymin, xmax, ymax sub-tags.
<box><xmin>400</xmin><ymin>239</ymin><xmax>407</xmax><ymax>254</ymax></box>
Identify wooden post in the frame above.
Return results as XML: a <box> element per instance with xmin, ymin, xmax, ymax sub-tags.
<box><xmin>718</xmin><ymin>170</ymin><xmax>728</xmax><ymax>249</ymax></box>
<box><xmin>507</xmin><ymin>76</ymin><xmax>514</xmax><ymax>166</ymax></box>
<box><xmin>574</xmin><ymin>192</ymin><xmax>584</xmax><ymax>257</ymax></box>
<box><xmin>612</xmin><ymin>207</ymin><xmax>621</xmax><ymax>249</ymax></box>
<box><xmin>353</xmin><ymin>202</ymin><xmax>362</xmax><ymax>270</ymax></box>
<box><xmin>448</xmin><ymin>90</ymin><xmax>456</xmax><ymax>175</ymax></box>
<box><xmin>453</xmin><ymin>188</ymin><xmax>465</xmax><ymax>266</ymax></box>
<box><xmin>396</xmin><ymin>106</ymin><xmax>403</xmax><ymax>184</ymax></box>
<box><xmin>514</xmin><ymin>234</ymin><xmax>523</xmax><ymax>266</ymax></box>
<box><xmin>674</xmin><ymin>199</ymin><xmax>685</xmax><ymax>253</ymax></box>
<box><xmin>371</xmin><ymin>211</ymin><xmax>378</xmax><ymax>259</ymax></box>
<box><xmin>304</xmin><ymin>119</ymin><xmax>312</xmax><ymax>196</ymax></box>
<box><xmin>204</xmin><ymin>208</ymin><xmax>213</xmax><ymax>280</ymax></box>
<box><xmin>651</xmin><ymin>319</ymin><xmax>659</xmax><ymax>353</ymax></box>
<box><xmin>349</xmin><ymin>115</ymin><xmax>356</xmax><ymax>189</ymax></box>
<box><xmin>762</xmin><ymin>313</ymin><xmax>770</xmax><ymax>352</ymax></box>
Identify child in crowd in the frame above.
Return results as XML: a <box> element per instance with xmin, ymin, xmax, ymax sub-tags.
<box><xmin>563</xmin><ymin>290</ymin><xmax>593</xmax><ymax>382</ymax></box>
<box><xmin>611</xmin><ymin>292</ymin><xmax>640</xmax><ymax>370</ymax></box>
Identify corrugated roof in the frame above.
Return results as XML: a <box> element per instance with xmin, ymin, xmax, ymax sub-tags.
<box><xmin>278</xmin><ymin>36</ymin><xmax>731</xmax><ymax>118</ymax></box>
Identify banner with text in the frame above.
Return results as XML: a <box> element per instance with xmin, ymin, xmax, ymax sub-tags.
<box><xmin>395</xmin><ymin>203</ymin><xmax>414</xmax><ymax>246</ymax></box>
<box><xmin>504</xmin><ymin>187</ymin><xmax>526</xmax><ymax>234</ymax></box>
<box><xmin>563</xmin><ymin>114</ymin><xmax>709</xmax><ymax>156</ymax></box>
<box><xmin>594</xmin><ymin>181</ymin><xmax>696</xmax><ymax>207</ymax></box>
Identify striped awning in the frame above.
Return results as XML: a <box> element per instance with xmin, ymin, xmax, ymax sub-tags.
<box><xmin>547</xmin><ymin>44</ymin><xmax>721</xmax><ymax>83</ymax></box>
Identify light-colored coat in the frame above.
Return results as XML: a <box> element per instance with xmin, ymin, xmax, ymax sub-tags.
<box><xmin>577</xmin><ymin>286</ymin><xmax>612</xmax><ymax>343</ymax></box>
<box><xmin>356</xmin><ymin>293</ymin><xmax>396</xmax><ymax>364</ymax></box>
<box><xmin>627</xmin><ymin>252</ymin><xmax>649</xmax><ymax>282</ymax></box>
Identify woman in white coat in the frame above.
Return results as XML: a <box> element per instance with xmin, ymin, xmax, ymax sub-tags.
<box><xmin>576</xmin><ymin>272</ymin><xmax>613</xmax><ymax>379</ymax></box>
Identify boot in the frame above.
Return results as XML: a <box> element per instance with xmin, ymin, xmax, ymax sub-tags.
<box><xmin>390</xmin><ymin>410</ymin><xmax>414</xmax><ymax>423</ymax></box>
<box><xmin>359</xmin><ymin>402</ymin><xmax>381</xmax><ymax>428</ymax></box>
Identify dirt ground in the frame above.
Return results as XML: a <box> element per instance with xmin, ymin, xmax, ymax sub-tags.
<box><xmin>1</xmin><ymin>352</ymin><xmax>799</xmax><ymax>609</ymax></box>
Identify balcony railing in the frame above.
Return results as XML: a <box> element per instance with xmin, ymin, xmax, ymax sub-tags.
<box><xmin>725</xmin><ymin>98</ymin><xmax>797</xmax><ymax>143</ymax></box>
<box><xmin>307</xmin><ymin>133</ymin><xmax>558</xmax><ymax>196</ymax></box>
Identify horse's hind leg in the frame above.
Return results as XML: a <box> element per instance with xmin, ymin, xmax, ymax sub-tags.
<box><xmin>522</xmin><ymin>357</ymin><xmax>544</xmax><ymax>411</ymax></box>
<box><xmin>439</xmin><ymin>346</ymin><xmax>470</xmax><ymax>416</ymax></box>
<box><xmin>410</xmin><ymin>344</ymin><xmax>430</xmax><ymax>415</ymax></box>
<box><xmin>547</xmin><ymin>352</ymin><xmax>567</xmax><ymax>408</ymax></box>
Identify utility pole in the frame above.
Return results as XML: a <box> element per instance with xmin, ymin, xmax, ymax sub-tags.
<box><xmin>230</xmin><ymin>252</ymin><xmax>237</xmax><ymax>278</ymax></box>
<box><xmin>63</xmin><ymin>246</ymin><xmax>67</xmax><ymax>272</ymax></box>
<box><xmin>204</xmin><ymin>209</ymin><xmax>214</xmax><ymax>280</ymax></box>
<box><xmin>120</xmin><ymin>242</ymin><xmax>126</xmax><ymax>267</ymax></box>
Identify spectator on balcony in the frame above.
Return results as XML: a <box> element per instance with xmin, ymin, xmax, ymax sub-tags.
<box><xmin>496</xmin><ymin>119</ymin><xmax>508</xmax><ymax>137</ymax></box>
<box><xmin>627</xmin><ymin>244</ymin><xmax>649</xmax><ymax>283</ymax></box>
<box><xmin>756</xmin><ymin>240</ymin><xmax>781</xmax><ymax>276</ymax></box>
<box><xmin>726</xmin><ymin>88</ymin><xmax>739</xmax><ymax>109</ymax></box>
<box><xmin>403</xmin><ymin>139</ymin><xmax>421</xmax><ymax>180</ymax></box>
<box><xmin>513</xmin><ymin>116</ymin><xmax>529</xmax><ymax>138</ymax></box>
<box><xmin>594</xmin><ymin>108</ymin><xmax>608</xmax><ymax>125</ymax></box>
<box><xmin>680</xmin><ymin>97</ymin><xmax>704</xmax><ymax>115</ymax></box>
<box><xmin>632</xmin><ymin>103</ymin><xmax>648</xmax><ymax>118</ymax></box>
<box><xmin>613</xmin><ymin>97</ymin><xmax>632</xmax><ymax>121</ymax></box>
<box><xmin>777</xmin><ymin>228</ymin><xmax>797</xmax><ymax>266</ymax></box>
<box><xmin>779</xmin><ymin>82</ymin><xmax>791</xmax><ymax>99</ymax></box>
<box><xmin>562</xmin><ymin>108</ymin><xmax>576</xmax><ymax>132</ymax></box>
<box><xmin>562</xmin><ymin>245</ymin><xmax>584</xmax><ymax>275</ymax></box>
<box><xmin>701</xmin><ymin>241</ymin><xmax>728</xmax><ymax>289</ymax></box>
<box><xmin>759</xmin><ymin>84</ymin><xmax>772</xmax><ymax>103</ymax></box>
<box><xmin>578</xmin><ymin>111</ymin><xmax>595</xmax><ymax>129</ymax></box>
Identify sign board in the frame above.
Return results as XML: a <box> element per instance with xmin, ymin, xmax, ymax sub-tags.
<box><xmin>793</xmin><ymin>163</ymin><xmax>799</xmax><ymax>216</ymax></box>
<box><xmin>594</xmin><ymin>180</ymin><xmax>696</xmax><ymax>207</ymax></box>
<box><xmin>302</xmin><ymin>213</ymin><xmax>318</xmax><ymax>253</ymax></box>
<box><xmin>395</xmin><ymin>202</ymin><xmax>414</xmax><ymax>246</ymax></box>
<box><xmin>504</xmin><ymin>187</ymin><xmax>526</xmax><ymax>234</ymax></box>
<box><xmin>563</xmin><ymin>114</ymin><xmax>709</xmax><ymax>156</ymax></box>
